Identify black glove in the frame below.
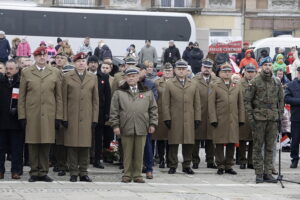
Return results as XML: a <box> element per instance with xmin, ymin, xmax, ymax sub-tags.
<box><xmin>55</xmin><ymin>119</ymin><xmax>62</xmax><ymax>130</ymax></box>
<box><xmin>92</xmin><ymin>122</ymin><xmax>98</xmax><ymax>129</ymax></box>
<box><xmin>164</xmin><ymin>120</ymin><xmax>171</xmax><ymax>129</ymax></box>
<box><xmin>239</xmin><ymin>122</ymin><xmax>245</xmax><ymax>127</ymax></box>
<box><xmin>9</xmin><ymin>108</ymin><xmax>17</xmax><ymax>117</ymax></box>
<box><xmin>211</xmin><ymin>122</ymin><xmax>218</xmax><ymax>128</ymax></box>
<box><xmin>194</xmin><ymin>120</ymin><xmax>201</xmax><ymax>129</ymax></box>
<box><xmin>19</xmin><ymin>119</ymin><xmax>26</xmax><ymax>130</ymax></box>
<box><xmin>104</xmin><ymin>114</ymin><xmax>110</xmax><ymax>122</ymax></box>
<box><xmin>62</xmin><ymin>121</ymin><xmax>68</xmax><ymax>128</ymax></box>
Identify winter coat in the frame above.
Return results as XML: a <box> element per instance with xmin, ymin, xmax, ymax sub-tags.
<box><xmin>58</xmin><ymin>45</ymin><xmax>73</xmax><ymax>58</ymax></box>
<box><xmin>18</xmin><ymin>66</ymin><xmax>63</xmax><ymax>144</ymax></box>
<box><xmin>0</xmin><ymin>38</ymin><xmax>10</xmax><ymax>61</ymax></box>
<box><xmin>77</xmin><ymin>44</ymin><xmax>93</xmax><ymax>55</ymax></box>
<box><xmin>236</xmin><ymin>49</ymin><xmax>255</xmax><ymax>65</ymax></box>
<box><xmin>94</xmin><ymin>45</ymin><xmax>112</xmax><ymax>61</ymax></box>
<box><xmin>273</xmin><ymin>54</ymin><xmax>287</xmax><ymax>75</ymax></box>
<box><xmin>109</xmin><ymin>82</ymin><xmax>158</xmax><ymax>136</ymax></box>
<box><xmin>285</xmin><ymin>78</ymin><xmax>300</xmax><ymax>122</ymax></box>
<box><xmin>291</xmin><ymin>59</ymin><xmax>300</xmax><ymax>80</ymax></box>
<box><xmin>63</xmin><ymin>70</ymin><xmax>99</xmax><ymax>147</ymax></box>
<box><xmin>182</xmin><ymin>47</ymin><xmax>192</xmax><ymax>64</ymax></box>
<box><xmin>0</xmin><ymin>74</ymin><xmax>21</xmax><ymax>130</ymax></box>
<box><xmin>96</xmin><ymin>70</ymin><xmax>111</xmax><ymax>125</ymax></box>
<box><xmin>208</xmin><ymin>79</ymin><xmax>245</xmax><ymax>144</ymax></box>
<box><xmin>46</xmin><ymin>47</ymin><xmax>57</xmax><ymax>59</ymax></box>
<box><xmin>138</xmin><ymin>45</ymin><xmax>158</xmax><ymax>64</ymax></box>
<box><xmin>189</xmin><ymin>48</ymin><xmax>204</xmax><ymax>73</ymax></box>
<box><xmin>163</xmin><ymin>46</ymin><xmax>181</xmax><ymax>65</ymax></box>
<box><xmin>16</xmin><ymin>42</ymin><xmax>31</xmax><ymax>57</ymax></box>
<box><xmin>162</xmin><ymin>77</ymin><xmax>201</xmax><ymax>144</ymax></box>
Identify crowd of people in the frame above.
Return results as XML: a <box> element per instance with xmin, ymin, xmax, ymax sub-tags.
<box><xmin>0</xmin><ymin>29</ymin><xmax>300</xmax><ymax>184</ymax></box>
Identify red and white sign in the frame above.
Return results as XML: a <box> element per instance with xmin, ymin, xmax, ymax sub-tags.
<box><xmin>11</xmin><ymin>88</ymin><xmax>19</xmax><ymax>99</ymax></box>
<box><xmin>209</xmin><ymin>37</ymin><xmax>242</xmax><ymax>53</ymax></box>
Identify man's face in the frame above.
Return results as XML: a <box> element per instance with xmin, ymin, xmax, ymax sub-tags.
<box><xmin>35</xmin><ymin>54</ymin><xmax>47</xmax><ymax>66</ymax></box>
<box><xmin>201</xmin><ymin>66</ymin><xmax>212</xmax><ymax>76</ymax></box>
<box><xmin>146</xmin><ymin>41</ymin><xmax>151</xmax><ymax>46</ymax></box>
<box><xmin>174</xmin><ymin>67</ymin><xmax>188</xmax><ymax>78</ymax></box>
<box><xmin>169</xmin><ymin>42</ymin><xmax>174</xmax><ymax>47</ymax></box>
<box><xmin>0</xmin><ymin>64</ymin><xmax>5</xmax><ymax>74</ymax></box>
<box><xmin>74</xmin><ymin>59</ymin><xmax>87</xmax><ymax>71</ymax></box>
<box><xmin>0</xmin><ymin>34</ymin><xmax>4</xmax><ymax>39</ymax></box>
<box><xmin>243</xmin><ymin>44</ymin><xmax>249</xmax><ymax>50</ymax></box>
<box><xmin>125</xmin><ymin>73</ymin><xmax>139</xmax><ymax>86</ymax></box>
<box><xmin>100</xmin><ymin>64</ymin><xmax>112</xmax><ymax>74</ymax></box>
<box><xmin>244</xmin><ymin>71</ymin><xmax>256</xmax><ymax>80</ymax></box>
<box><xmin>5</xmin><ymin>62</ymin><xmax>18</xmax><ymax>77</ymax></box>
<box><xmin>139</xmin><ymin>69</ymin><xmax>147</xmax><ymax>80</ymax></box>
<box><xmin>276</xmin><ymin>71</ymin><xmax>284</xmax><ymax>79</ymax></box>
<box><xmin>219</xmin><ymin>70</ymin><xmax>232</xmax><ymax>80</ymax></box>
<box><xmin>119</xmin><ymin>64</ymin><xmax>126</xmax><ymax>72</ymax></box>
<box><xmin>163</xmin><ymin>68</ymin><xmax>173</xmax><ymax>79</ymax></box>
<box><xmin>262</xmin><ymin>62</ymin><xmax>273</xmax><ymax>73</ymax></box>
<box><xmin>55</xmin><ymin>56</ymin><xmax>67</xmax><ymax>67</ymax></box>
<box><xmin>88</xmin><ymin>61</ymin><xmax>98</xmax><ymax>72</ymax></box>
<box><xmin>84</xmin><ymin>39</ymin><xmax>90</xmax><ymax>46</ymax></box>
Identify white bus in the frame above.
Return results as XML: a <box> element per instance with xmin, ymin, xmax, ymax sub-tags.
<box><xmin>0</xmin><ymin>5</ymin><xmax>196</xmax><ymax>58</ymax></box>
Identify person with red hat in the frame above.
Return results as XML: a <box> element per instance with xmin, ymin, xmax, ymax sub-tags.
<box><xmin>236</xmin><ymin>41</ymin><xmax>255</xmax><ymax>66</ymax></box>
<box><xmin>18</xmin><ymin>46</ymin><xmax>63</xmax><ymax>182</ymax></box>
<box><xmin>62</xmin><ymin>52</ymin><xmax>99</xmax><ymax>182</ymax></box>
<box><xmin>239</xmin><ymin>49</ymin><xmax>258</xmax><ymax>72</ymax></box>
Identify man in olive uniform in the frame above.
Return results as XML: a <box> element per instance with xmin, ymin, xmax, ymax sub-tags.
<box><xmin>208</xmin><ymin>62</ymin><xmax>245</xmax><ymax>175</ymax></box>
<box><xmin>239</xmin><ymin>64</ymin><xmax>257</xmax><ymax>170</ymax></box>
<box><xmin>163</xmin><ymin>60</ymin><xmax>201</xmax><ymax>175</ymax></box>
<box><xmin>192</xmin><ymin>59</ymin><xmax>219</xmax><ymax>169</ymax></box>
<box><xmin>244</xmin><ymin>56</ymin><xmax>284</xmax><ymax>183</ymax></box>
<box><xmin>153</xmin><ymin>63</ymin><xmax>174</xmax><ymax>168</ymax></box>
<box><xmin>110</xmin><ymin>67</ymin><xmax>158</xmax><ymax>183</ymax></box>
<box><xmin>62</xmin><ymin>52</ymin><xmax>99</xmax><ymax>182</ymax></box>
<box><xmin>18</xmin><ymin>47</ymin><xmax>63</xmax><ymax>182</ymax></box>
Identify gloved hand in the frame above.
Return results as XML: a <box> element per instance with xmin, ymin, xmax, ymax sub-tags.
<box><xmin>194</xmin><ymin>120</ymin><xmax>201</xmax><ymax>129</ymax></box>
<box><xmin>239</xmin><ymin>122</ymin><xmax>245</xmax><ymax>127</ymax></box>
<box><xmin>92</xmin><ymin>122</ymin><xmax>98</xmax><ymax>129</ymax></box>
<box><xmin>104</xmin><ymin>114</ymin><xmax>110</xmax><ymax>122</ymax></box>
<box><xmin>55</xmin><ymin>119</ymin><xmax>62</xmax><ymax>130</ymax></box>
<box><xmin>62</xmin><ymin>121</ymin><xmax>68</xmax><ymax>128</ymax></box>
<box><xmin>211</xmin><ymin>122</ymin><xmax>218</xmax><ymax>128</ymax></box>
<box><xmin>19</xmin><ymin>119</ymin><xmax>26</xmax><ymax>130</ymax></box>
<box><xmin>164</xmin><ymin>120</ymin><xmax>171</xmax><ymax>129</ymax></box>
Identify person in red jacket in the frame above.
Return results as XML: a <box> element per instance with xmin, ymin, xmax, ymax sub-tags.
<box><xmin>239</xmin><ymin>49</ymin><xmax>258</xmax><ymax>73</ymax></box>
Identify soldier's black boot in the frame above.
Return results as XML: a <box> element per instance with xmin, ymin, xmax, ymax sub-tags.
<box><xmin>93</xmin><ymin>160</ymin><xmax>104</xmax><ymax>169</ymax></box>
<box><xmin>159</xmin><ymin>160</ymin><xmax>165</xmax><ymax>168</ymax></box>
<box><xmin>240</xmin><ymin>164</ymin><xmax>246</xmax><ymax>169</ymax></box>
<box><xmin>225</xmin><ymin>168</ymin><xmax>237</xmax><ymax>175</ymax></box>
<box><xmin>192</xmin><ymin>163</ymin><xmax>199</xmax><ymax>169</ymax></box>
<box><xmin>247</xmin><ymin>164</ymin><xmax>254</xmax><ymax>169</ymax></box>
<box><xmin>168</xmin><ymin>168</ymin><xmax>176</xmax><ymax>174</ymax></box>
<box><xmin>256</xmin><ymin>174</ymin><xmax>263</xmax><ymax>184</ymax></box>
<box><xmin>217</xmin><ymin>169</ymin><xmax>224</xmax><ymax>175</ymax></box>
<box><xmin>182</xmin><ymin>167</ymin><xmax>194</xmax><ymax>174</ymax></box>
<box><xmin>58</xmin><ymin>171</ymin><xmax>66</xmax><ymax>176</ymax></box>
<box><xmin>290</xmin><ymin>160</ymin><xmax>298</xmax><ymax>168</ymax></box>
<box><xmin>263</xmin><ymin>174</ymin><xmax>278</xmax><ymax>183</ymax></box>
<box><xmin>207</xmin><ymin>163</ymin><xmax>217</xmax><ymax>169</ymax></box>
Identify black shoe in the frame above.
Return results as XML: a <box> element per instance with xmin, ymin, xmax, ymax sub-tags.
<box><xmin>207</xmin><ymin>163</ymin><xmax>217</xmax><ymax>169</ymax></box>
<box><xmin>240</xmin><ymin>164</ymin><xmax>246</xmax><ymax>169</ymax></box>
<box><xmin>217</xmin><ymin>169</ymin><xmax>224</xmax><ymax>175</ymax></box>
<box><xmin>159</xmin><ymin>161</ymin><xmax>165</xmax><ymax>168</ymax></box>
<box><xmin>290</xmin><ymin>160</ymin><xmax>298</xmax><ymax>168</ymax></box>
<box><xmin>263</xmin><ymin>174</ymin><xmax>278</xmax><ymax>183</ymax></box>
<box><xmin>80</xmin><ymin>175</ymin><xmax>92</xmax><ymax>182</ymax></box>
<box><xmin>58</xmin><ymin>171</ymin><xmax>66</xmax><ymax>176</ymax></box>
<box><xmin>53</xmin><ymin>166</ymin><xmax>59</xmax><ymax>172</ymax></box>
<box><xmin>28</xmin><ymin>176</ymin><xmax>39</xmax><ymax>182</ymax></box>
<box><xmin>256</xmin><ymin>174</ymin><xmax>264</xmax><ymax>184</ymax></box>
<box><xmin>225</xmin><ymin>169</ymin><xmax>237</xmax><ymax>175</ymax></box>
<box><xmin>192</xmin><ymin>163</ymin><xmax>199</xmax><ymax>169</ymax></box>
<box><xmin>168</xmin><ymin>168</ymin><xmax>176</xmax><ymax>174</ymax></box>
<box><xmin>119</xmin><ymin>164</ymin><xmax>124</xmax><ymax>169</ymax></box>
<box><xmin>247</xmin><ymin>164</ymin><xmax>254</xmax><ymax>169</ymax></box>
<box><xmin>70</xmin><ymin>175</ymin><xmax>77</xmax><ymax>182</ymax></box>
<box><xmin>142</xmin><ymin>166</ymin><xmax>147</xmax><ymax>173</ymax></box>
<box><xmin>39</xmin><ymin>175</ymin><xmax>53</xmax><ymax>182</ymax></box>
<box><xmin>93</xmin><ymin>161</ymin><xmax>105</xmax><ymax>169</ymax></box>
<box><xmin>182</xmin><ymin>167</ymin><xmax>195</xmax><ymax>174</ymax></box>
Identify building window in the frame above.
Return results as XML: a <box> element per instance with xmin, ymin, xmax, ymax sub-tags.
<box><xmin>58</xmin><ymin>0</ymin><xmax>95</xmax><ymax>7</ymax></box>
<box><xmin>273</xmin><ymin>30</ymin><xmax>293</xmax><ymax>37</ymax></box>
<box><xmin>269</xmin><ymin>0</ymin><xmax>298</xmax><ymax>10</ymax></box>
<box><xmin>210</xmin><ymin>29</ymin><xmax>231</xmax><ymax>37</ymax></box>
<box><xmin>206</xmin><ymin>0</ymin><xmax>235</xmax><ymax>9</ymax></box>
<box><xmin>159</xmin><ymin>0</ymin><xmax>191</xmax><ymax>7</ymax></box>
<box><xmin>111</xmin><ymin>0</ymin><xmax>139</xmax><ymax>6</ymax></box>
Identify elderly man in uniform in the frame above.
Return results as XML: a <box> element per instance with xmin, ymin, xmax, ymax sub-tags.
<box><xmin>18</xmin><ymin>47</ymin><xmax>63</xmax><ymax>182</ymax></box>
<box><xmin>244</xmin><ymin>56</ymin><xmax>284</xmax><ymax>183</ymax></box>
<box><xmin>239</xmin><ymin>64</ymin><xmax>257</xmax><ymax>170</ymax></box>
<box><xmin>192</xmin><ymin>58</ymin><xmax>219</xmax><ymax>169</ymax></box>
<box><xmin>110</xmin><ymin>67</ymin><xmax>158</xmax><ymax>183</ymax></box>
<box><xmin>208</xmin><ymin>62</ymin><xmax>245</xmax><ymax>175</ymax></box>
<box><xmin>62</xmin><ymin>52</ymin><xmax>99</xmax><ymax>182</ymax></box>
<box><xmin>153</xmin><ymin>63</ymin><xmax>174</xmax><ymax>169</ymax></box>
<box><xmin>163</xmin><ymin>60</ymin><xmax>201</xmax><ymax>175</ymax></box>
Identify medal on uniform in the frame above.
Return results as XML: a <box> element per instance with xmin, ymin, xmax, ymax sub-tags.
<box><xmin>139</xmin><ymin>94</ymin><xmax>144</xmax><ymax>99</ymax></box>
<box><xmin>101</xmin><ymin>80</ymin><xmax>105</xmax><ymax>84</ymax></box>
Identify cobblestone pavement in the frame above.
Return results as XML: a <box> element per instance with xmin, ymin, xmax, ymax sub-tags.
<box><xmin>0</xmin><ymin>150</ymin><xmax>299</xmax><ymax>200</ymax></box>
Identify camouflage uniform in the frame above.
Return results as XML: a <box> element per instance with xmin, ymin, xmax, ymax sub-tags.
<box><xmin>244</xmin><ymin>71</ymin><xmax>284</xmax><ymax>175</ymax></box>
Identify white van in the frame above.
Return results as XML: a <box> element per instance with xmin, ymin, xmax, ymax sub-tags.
<box><xmin>251</xmin><ymin>35</ymin><xmax>300</xmax><ymax>60</ymax></box>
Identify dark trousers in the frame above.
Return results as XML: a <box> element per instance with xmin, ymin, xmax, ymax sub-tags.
<box><xmin>291</xmin><ymin>122</ymin><xmax>300</xmax><ymax>162</ymax></box>
<box><xmin>93</xmin><ymin>125</ymin><xmax>114</xmax><ymax>162</ymax></box>
<box><xmin>55</xmin><ymin>145</ymin><xmax>68</xmax><ymax>171</ymax></box>
<box><xmin>143</xmin><ymin>134</ymin><xmax>153</xmax><ymax>173</ymax></box>
<box><xmin>157</xmin><ymin>140</ymin><xmax>169</xmax><ymax>163</ymax></box>
<box><xmin>239</xmin><ymin>141</ymin><xmax>253</xmax><ymax>165</ymax></box>
<box><xmin>28</xmin><ymin>144</ymin><xmax>51</xmax><ymax>177</ymax></box>
<box><xmin>168</xmin><ymin>144</ymin><xmax>194</xmax><ymax>169</ymax></box>
<box><xmin>0</xmin><ymin>130</ymin><xmax>24</xmax><ymax>174</ymax></box>
<box><xmin>215</xmin><ymin>143</ymin><xmax>235</xmax><ymax>170</ymax></box>
<box><xmin>68</xmin><ymin>147</ymin><xmax>89</xmax><ymax>177</ymax></box>
<box><xmin>192</xmin><ymin>140</ymin><xmax>215</xmax><ymax>165</ymax></box>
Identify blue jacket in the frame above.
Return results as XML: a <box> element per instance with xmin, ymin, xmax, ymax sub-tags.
<box><xmin>0</xmin><ymin>38</ymin><xmax>10</xmax><ymax>61</ymax></box>
<box><xmin>285</xmin><ymin>78</ymin><xmax>300</xmax><ymax>121</ymax></box>
<box><xmin>141</xmin><ymin>78</ymin><xmax>158</xmax><ymax>101</ymax></box>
